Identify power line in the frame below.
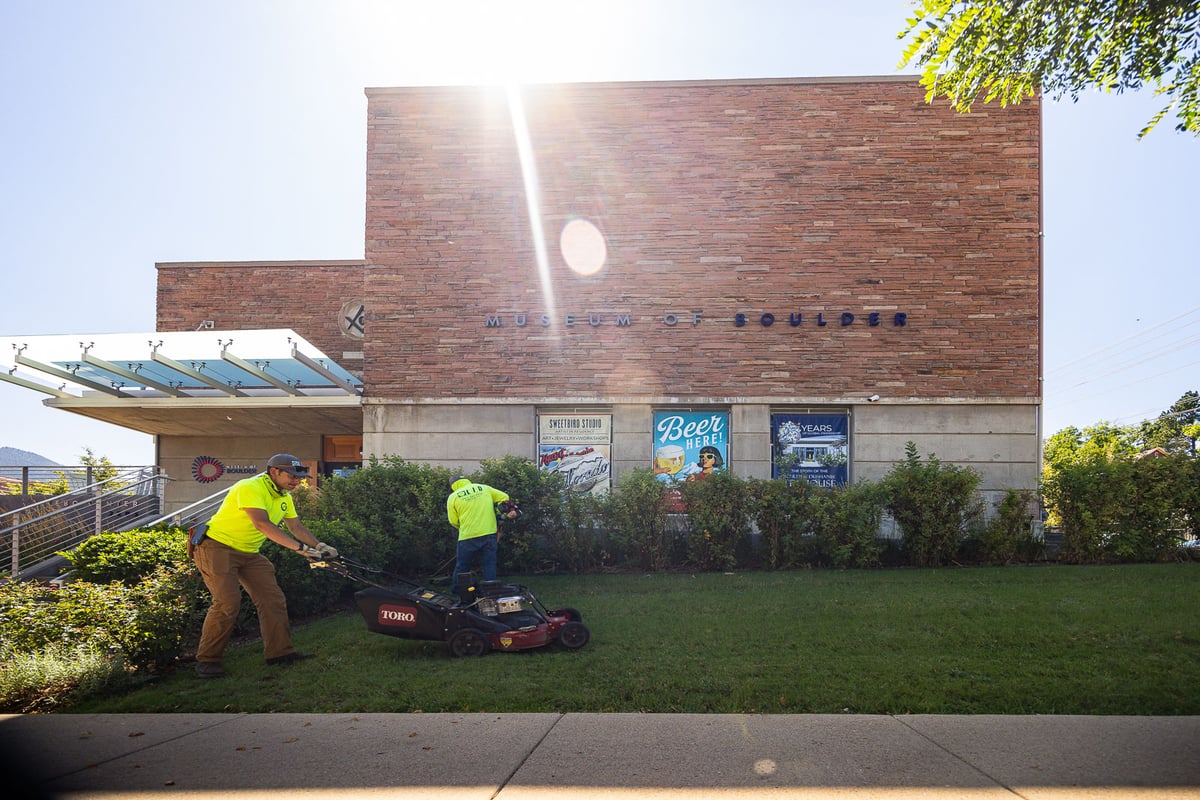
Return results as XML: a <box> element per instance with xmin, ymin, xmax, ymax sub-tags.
<box><xmin>1044</xmin><ymin>335</ymin><xmax>1200</xmax><ymax>398</ymax></box>
<box><xmin>1045</xmin><ymin>304</ymin><xmax>1200</xmax><ymax>379</ymax></box>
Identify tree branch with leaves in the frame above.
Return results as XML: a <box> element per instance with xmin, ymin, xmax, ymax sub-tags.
<box><xmin>898</xmin><ymin>0</ymin><xmax>1200</xmax><ymax>138</ymax></box>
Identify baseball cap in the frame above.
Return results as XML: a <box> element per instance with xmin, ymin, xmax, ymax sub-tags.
<box><xmin>267</xmin><ymin>454</ymin><xmax>310</xmax><ymax>477</ymax></box>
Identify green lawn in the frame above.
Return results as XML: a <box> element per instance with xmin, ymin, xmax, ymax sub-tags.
<box><xmin>70</xmin><ymin>564</ymin><xmax>1200</xmax><ymax>715</ymax></box>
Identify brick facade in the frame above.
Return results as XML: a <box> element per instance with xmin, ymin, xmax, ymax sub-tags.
<box><xmin>363</xmin><ymin>77</ymin><xmax>1041</xmax><ymax>403</ymax></box>
<box><xmin>156</xmin><ymin>260</ymin><xmax>366</xmax><ymax>363</ymax></box>
<box><xmin>145</xmin><ymin>77</ymin><xmax>1042</xmax><ymax>503</ymax></box>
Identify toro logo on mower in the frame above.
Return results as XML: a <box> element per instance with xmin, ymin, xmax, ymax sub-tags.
<box><xmin>377</xmin><ymin>604</ymin><xmax>418</xmax><ymax>627</ymax></box>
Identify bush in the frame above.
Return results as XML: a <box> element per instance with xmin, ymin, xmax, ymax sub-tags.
<box><xmin>809</xmin><ymin>481</ymin><xmax>887</xmax><ymax>569</ymax></box>
<box><xmin>980</xmin><ymin>489</ymin><xmax>1041</xmax><ymax>564</ymax></box>
<box><xmin>0</xmin><ymin>564</ymin><xmax>207</xmax><ymax>672</ymax></box>
<box><xmin>680</xmin><ymin>471</ymin><xmax>752</xmax><ymax>571</ymax></box>
<box><xmin>747</xmin><ymin>477</ymin><xmax>815</xmax><ymax>570</ymax></box>
<box><xmin>601</xmin><ymin>468</ymin><xmax>678</xmax><ymax>571</ymax></box>
<box><xmin>1041</xmin><ymin>460</ymin><xmax>1118</xmax><ymax>562</ymax></box>
<box><xmin>1112</xmin><ymin>455</ymin><xmax>1197</xmax><ymax>562</ymax></box>
<box><xmin>317</xmin><ymin>457</ymin><xmax>457</xmax><ymax>576</ymax></box>
<box><xmin>548</xmin><ymin>490</ymin><xmax>606</xmax><ymax>573</ymax></box>
<box><xmin>59</xmin><ymin>527</ymin><xmax>187</xmax><ymax>584</ymax></box>
<box><xmin>265</xmin><ymin>518</ymin><xmax>352</xmax><ymax>617</ymax></box>
<box><xmin>476</xmin><ymin>455</ymin><xmax>567</xmax><ymax>574</ymax></box>
<box><xmin>882</xmin><ymin>442</ymin><xmax>983</xmax><ymax>567</ymax></box>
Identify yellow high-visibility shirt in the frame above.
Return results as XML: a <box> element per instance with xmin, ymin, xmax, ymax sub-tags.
<box><xmin>206</xmin><ymin>473</ymin><xmax>297</xmax><ymax>553</ymax></box>
<box><xmin>447</xmin><ymin>481</ymin><xmax>509</xmax><ymax>541</ymax></box>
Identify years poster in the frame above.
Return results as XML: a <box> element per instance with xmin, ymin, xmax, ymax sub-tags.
<box><xmin>771</xmin><ymin>413</ymin><xmax>848</xmax><ymax>487</ymax></box>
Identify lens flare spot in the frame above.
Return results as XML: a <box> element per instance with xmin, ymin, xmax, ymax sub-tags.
<box><xmin>560</xmin><ymin>218</ymin><xmax>607</xmax><ymax>276</ymax></box>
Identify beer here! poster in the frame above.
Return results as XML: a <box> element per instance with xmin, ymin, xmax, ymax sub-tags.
<box><xmin>651</xmin><ymin>410</ymin><xmax>728</xmax><ymax>483</ymax></box>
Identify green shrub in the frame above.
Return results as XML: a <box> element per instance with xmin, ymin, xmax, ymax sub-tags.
<box><xmin>680</xmin><ymin>471</ymin><xmax>752</xmax><ymax>571</ymax></box>
<box><xmin>1040</xmin><ymin>455</ymin><xmax>1198</xmax><ymax>563</ymax></box>
<box><xmin>548</xmin><ymin>490</ymin><xmax>606</xmax><ymax>573</ymax></box>
<box><xmin>1041</xmin><ymin>460</ymin><xmax>1118</xmax><ymax>562</ymax></box>
<box><xmin>0</xmin><ymin>564</ymin><xmax>207</xmax><ymax>671</ymax></box>
<box><xmin>317</xmin><ymin>457</ymin><xmax>457</xmax><ymax>576</ymax></box>
<box><xmin>265</xmin><ymin>519</ymin><xmax>352</xmax><ymax>617</ymax></box>
<box><xmin>747</xmin><ymin>477</ymin><xmax>814</xmax><ymax>570</ymax></box>
<box><xmin>980</xmin><ymin>488</ymin><xmax>1041</xmax><ymax>564</ymax></box>
<box><xmin>59</xmin><ymin>527</ymin><xmax>186</xmax><ymax>584</ymax></box>
<box><xmin>882</xmin><ymin>442</ymin><xmax>983</xmax><ymax>567</ymax></box>
<box><xmin>601</xmin><ymin>468</ymin><xmax>677</xmax><ymax>571</ymax></box>
<box><xmin>809</xmin><ymin>481</ymin><xmax>887</xmax><ymax>569</ymax></box>
<box><xmin>476</xmin><ymin>455</ymin><xmax>567</xmax><ymax>574</ymax></box>
<box><xmin>111</xmin><ymin>566</ymin><xmax>209</xmax><ymax>669</ymax></box>
<box><xmin>1109</xmin><ymin>455</ymin><xmax>1196</xmax><ymax>562</ymax></box>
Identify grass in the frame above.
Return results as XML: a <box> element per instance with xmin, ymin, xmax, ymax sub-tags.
<box><xmin>67</xmin><ymin>563</ymin><xmax>1200</xmax><ymax>715</ymax></box>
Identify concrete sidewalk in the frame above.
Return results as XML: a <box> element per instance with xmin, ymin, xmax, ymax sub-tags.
<box><xmin>3</xmin><ymin>713</ymin><xmax>1199</xmax><ymax>799</ymax></box>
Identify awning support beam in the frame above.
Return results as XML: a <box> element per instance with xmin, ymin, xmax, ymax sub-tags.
<box><xmin>291</xmin><ymin>345</ymin><xmax>362</xmax><ymax>396</ymax></box>
<box><xmin>221</xmin><ymin>346</ymin><xmax>302</xmax><ymax>396</ymax></box>
<box><xmin>150</xmin><ymin>347</ymin><xmax>247</xmax><ymax>397</ymax></box>
<box><xmin>81</xmin><ymin>352</ymin><xmax>185</xmax><ymax>397</ymax></box>
<box><xmin>15</xmin><ymin>353</ymin><xmax>131</xmax><ymax>398</ymax></box>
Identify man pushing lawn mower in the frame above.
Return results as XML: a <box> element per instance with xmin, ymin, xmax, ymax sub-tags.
<box><xmin>189</xmin><ymin>454</ymin><xmax>338</xmax><ymax>678</ymax></box>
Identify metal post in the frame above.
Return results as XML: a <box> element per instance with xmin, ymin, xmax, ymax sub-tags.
<box><xmin>11</xmin><ymin>525</ymin><xmax>19</xmax><ymax>578</ymax></box>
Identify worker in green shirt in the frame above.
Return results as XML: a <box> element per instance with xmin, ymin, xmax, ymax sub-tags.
<box><xmin>447</xmin><ymin>475</ymin><xmax>515</xmax><ymax>587</ymax></box>
<box><xmin>191</xmin><ymin>453</ymin><xmax>337</xmax><ymax>678</ymax></box>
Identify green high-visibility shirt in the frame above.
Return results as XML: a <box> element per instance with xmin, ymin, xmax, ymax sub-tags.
<box><xmin>447</xmin><ymin>481</ymin><xmax>509</xmax><ymax>541</ymax></box>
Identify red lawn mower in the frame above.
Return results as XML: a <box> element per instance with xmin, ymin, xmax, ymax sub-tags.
<box><xmin>309</xmin><ymin>504</ymin><xmax>589</xmax><ymax>657</ymax></box>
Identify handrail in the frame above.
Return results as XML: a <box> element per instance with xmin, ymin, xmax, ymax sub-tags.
<box><xmin>2</xmin><ymin>468</ymin><xmax>170</xmax><ymax>579</ymax></box>
<box><xmin>0</xmin><ymin>467</ymin><xmax>159</xmax><ymax>524</ymax></box>
<box><xmin>141</xmin><ymin>487</ymin><xmax>231</xmax><ymax>530</ymax></box>
<box><xmin>0</xmin><ymin>465</ymin><xmax>158</xmax><ymax>500</ymax></box>
<box><xmin>0</xmin><ymin>472</ymin><xmax>165</xmax><ymax>538</ymax></box>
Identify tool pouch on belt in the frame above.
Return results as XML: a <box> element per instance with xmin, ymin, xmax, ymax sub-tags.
<box><xmin>187</xmin><ymin>523</ymin><xmax>209</xmax><ymax>560</ymax></box>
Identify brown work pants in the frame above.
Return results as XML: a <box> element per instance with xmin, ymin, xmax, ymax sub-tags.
<box><xmin>193</xmin><ymin>538</ymin><xmax>295</xmax><ymax>663</ymax></box>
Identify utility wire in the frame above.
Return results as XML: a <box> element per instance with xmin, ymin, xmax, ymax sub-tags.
<box><xmin>1045</xmin><ymin>304</ymin><xmax>1200</xmax><ymax>378</ymax></box>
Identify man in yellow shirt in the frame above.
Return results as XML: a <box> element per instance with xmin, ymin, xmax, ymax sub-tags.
<box><xmin>446</xmin><ymin>475</ymin><xmax>515</xmax><ymax>586</ymax></box>
<box><xmin>191</xmin><ymin>453</ymin><xmax>336</xmax><ymax>678</ymax></box>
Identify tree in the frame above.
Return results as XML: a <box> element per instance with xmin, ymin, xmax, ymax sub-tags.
<box><xmin>1138</xmin><ymin>390</ymin><xmax>1200</xmax><ymax>453</ymax></box>
<box><xmin>898</xmin><ymin>0</ymin><xmax>1200</xmax><ymax>138</ymax></box>
<box><xmin>1042</xmin><ymin>422</ymin><xmax>1138</xmax><ymax>478</ymax></box>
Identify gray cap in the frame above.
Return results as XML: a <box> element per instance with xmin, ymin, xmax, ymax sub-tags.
<box><xmin>267</xmin><ymin>453</ymin><xmax>310</xmax><ymax>477</ymax></box>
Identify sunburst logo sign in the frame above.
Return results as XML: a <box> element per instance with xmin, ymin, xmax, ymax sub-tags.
<box><xmin>192</xmin><ymin>456</ymin><xmax>225</xmax><ymax>483</ymax></box>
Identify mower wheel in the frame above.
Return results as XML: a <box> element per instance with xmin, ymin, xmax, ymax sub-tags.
<box><xmin>554</xmin><ymin>607</ymin><xmax>583</xmax><ymax>622</ymax></box>
<box><xmin>557</xmin><ymin>621</ymin><xmax>590</xmax><ymax>650</ymax></box>
<box><xmin>448</xmin><ymin>628</ymin><xmax>490</xmax><ymax>657</ymax></box>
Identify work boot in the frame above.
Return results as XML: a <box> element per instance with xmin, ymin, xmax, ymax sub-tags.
<box><xmin>266</xmin><ymin>652</ymin><xmax>315</xmax><ymax>666</ymax></box>
<box><xmin>195</xmin><ymin>661</ymin><xmax>225</xmax><ymax>678</ymax></box>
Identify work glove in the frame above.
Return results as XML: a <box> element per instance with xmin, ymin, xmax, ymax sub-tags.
<box><xmin>298</xmin><ymin>545</ymin><xmax>325</xmax><ymax>561</ymax></box>
<box><xmin>316</xmin><ymin>541</ymin><xmax>338</xmax><ymax>558</ymax></box>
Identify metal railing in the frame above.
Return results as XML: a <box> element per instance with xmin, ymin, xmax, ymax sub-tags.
<box><xmin>141</xmin><ymin>488</ymin><xmax>230</xmax><ymax>533</ymax></box>
<box><xmin>0</xmin><ymin>467</ymin><xmax>168</xmax><ymax>579</ymax></box>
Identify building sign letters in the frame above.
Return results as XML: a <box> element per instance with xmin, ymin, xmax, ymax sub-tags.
<box><xmin>484</xmin><ymin>310</ymin><xmax>909</xmax><ymax>330</ymax></box>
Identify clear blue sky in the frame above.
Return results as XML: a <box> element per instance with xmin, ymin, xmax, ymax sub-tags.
<box><xmin>2</xmin><ymin>0</ymin><xmax>1197</xmax><ymax>465</ymax></box>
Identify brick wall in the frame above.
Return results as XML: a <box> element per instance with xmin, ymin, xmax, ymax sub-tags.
<box><xmin>155</xmin><ymin>260</ymin><xmax>366</xmax><ymax>360</ymax></box>
<box><xmin>363</xmin><ymin>77</ymin><xmax>1041</xmax><ymax>402</ymax></box>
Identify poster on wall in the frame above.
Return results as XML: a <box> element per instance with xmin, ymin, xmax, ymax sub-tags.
<box><xmin>651</xmin><ymin>410</ymin><xmax>729</xmax><ymax>484</ymax></box>
<box><xmin>537</xmin><ymin>414</ymin><xmax>612</xmax><ymax>495</ymax></box>
<box><xmin>771</xmin><ymin>413</ymin><xmax>849</xmax><ymax>487</ymax></box>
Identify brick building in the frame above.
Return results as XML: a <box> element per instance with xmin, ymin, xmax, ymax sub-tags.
<box><xmin>7</xmin><ymin>76</ymin><xmax>1042</xmax><ymax>510</ymax></box>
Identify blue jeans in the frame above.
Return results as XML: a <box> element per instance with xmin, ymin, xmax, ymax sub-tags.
<box><xmin>454</xmin><ymin>534</ymin><xmax>497</xmax><ymax>583</ymax></box>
